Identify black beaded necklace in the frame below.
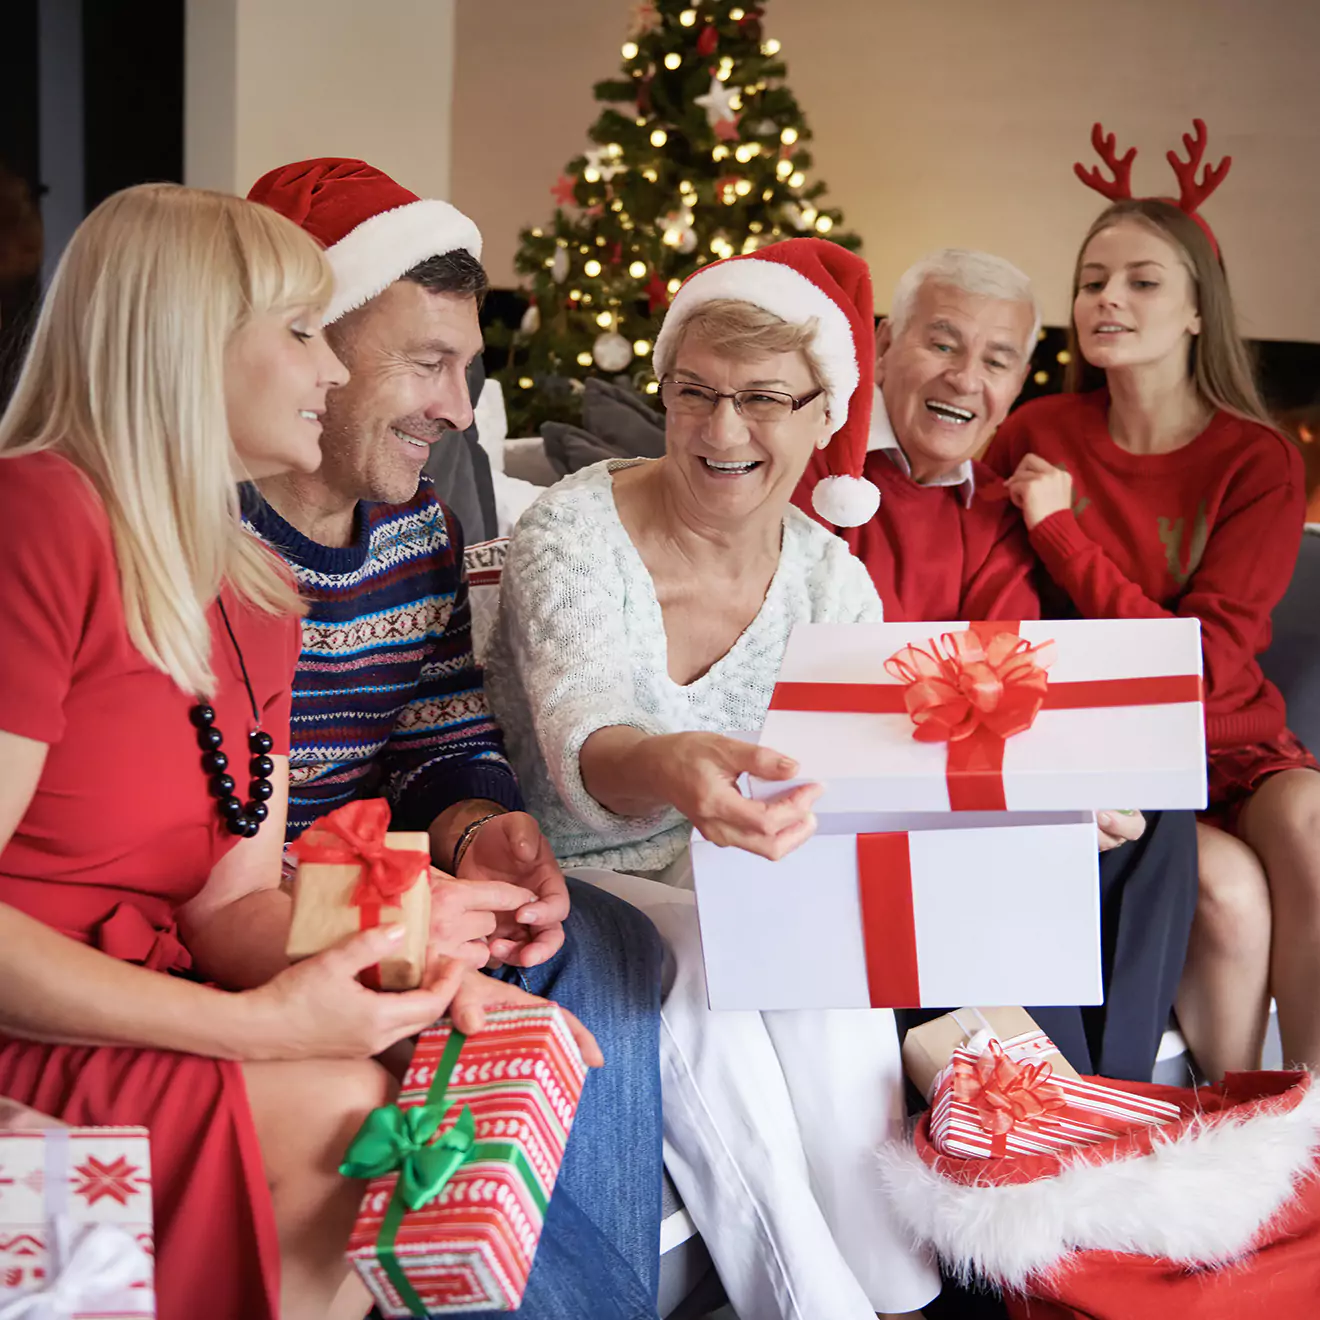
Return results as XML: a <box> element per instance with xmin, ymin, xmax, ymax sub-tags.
<box><xmin>189</xmin><ymin>600</ymin><xmax>275</xmax><ymax>838</ymax></box>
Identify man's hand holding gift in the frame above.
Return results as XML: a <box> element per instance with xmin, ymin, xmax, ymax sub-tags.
<box><xmin>450</xmin><ymin>810</ymin><xmax>571</xmax><ymax>969</ymax></box>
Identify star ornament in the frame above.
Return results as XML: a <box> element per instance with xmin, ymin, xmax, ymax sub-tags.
<box><xmin>72</xmin><ymin>1154</ymin><xmax>145</xmax><ymax>1207</ymax></box>
<box><xmin>550</xmin><ymin>174</ymin><xmax>578</xmax><ymax>207</ymax></box>
<box><xmin>714</xmin><ymin>116</ymin><xmax>741</xmax><ymax>142</ymax></box>
<box><xmin>584</xmin><ymin>148</ymin><xmax>621</xmax><ymax>182</ymax></box>
<box><xmin>643</xmin><ymin>272</ymin><xmax>671</xmax><ymax>313</ymax></box>
<box><xmin>694</xmin><ymin>77</ymin><xmax>739</xmax><ymax>128</ymax></box>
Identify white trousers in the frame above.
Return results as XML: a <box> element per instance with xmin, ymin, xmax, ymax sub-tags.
<box><xmin>573</xmin><ymin>863</ymin><xmax>939</xmax><ymax>1320</ymax></box>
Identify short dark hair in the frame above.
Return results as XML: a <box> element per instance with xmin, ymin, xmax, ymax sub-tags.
<box><xmin>403</xmin><ymin>249</ymin><xmax>489</xmax><ymax>308</ymax></box>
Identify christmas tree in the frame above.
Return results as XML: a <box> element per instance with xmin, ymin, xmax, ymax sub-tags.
<box><xmin>491</xmin><ymin>0</ymin><xmax>861</xmax><ymax>436</ymax></box>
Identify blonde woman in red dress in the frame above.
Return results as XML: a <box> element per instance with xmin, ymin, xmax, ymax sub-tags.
<box><xmin>989</xmin><ymin>124</ymin><xmax>1318</xmax><ymax>1079</ymax></box>
<box><xmin>0</xmin><ymin>184</ymin><xmax>598</xmax><ymax>1320</ymax></box>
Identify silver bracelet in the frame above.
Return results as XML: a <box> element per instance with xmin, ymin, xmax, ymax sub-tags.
<box><xmin>451</xmin><ymin>811</ymin><xmax>503</xmax><ymax>873</ymax></box>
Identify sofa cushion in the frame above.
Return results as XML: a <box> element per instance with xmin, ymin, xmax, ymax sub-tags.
<box><xmin>1260</xmin><ymin>528</ymin><xmax>1320</xmax><ymax>757</ymax></box>
<box><xmin>582</xmin><ymin>377</ymin><xmax>666</xmax><ymax>460</ymax></box>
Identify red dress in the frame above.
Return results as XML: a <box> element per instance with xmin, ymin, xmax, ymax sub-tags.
<box><xmin>0</xmin><ymin>452</ymin><xmax>300</xmax><ymax>1318</ymax></box>
<box><xmin>987</xmin><ymin>392</ymin><xmax>1316</xmax><ymax>826</ymax></box>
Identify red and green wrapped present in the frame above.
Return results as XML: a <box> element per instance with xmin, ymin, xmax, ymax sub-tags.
<box><xmin>286</xmin><ymin>798</ymin><xmax>432</xmax><ymax>990</ymax></box>
<box><xmin>0</xmin><ymin>1121</ymin><xmax>155</xmax><ymax>1317</ymax></box>
<box><xmin>344</xmin><ymin>1005</ymin><xmax>587</xmax><ymax>1315</ymax></box>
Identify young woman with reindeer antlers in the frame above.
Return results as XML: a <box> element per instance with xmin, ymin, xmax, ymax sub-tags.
<box><xmin>986</xmin><ymin>120</ymin><xmax>1319</xmax><ymax>1081</ymax></box>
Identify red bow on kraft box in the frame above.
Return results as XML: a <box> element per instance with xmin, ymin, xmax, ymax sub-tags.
<box><xmin>285</xmin><ymin>799</ymin><xmax>432</xmax><ymax>990</ymax></box>
<box><xmin>767</xmin><ymin>620</ymin><xmax>1203</xmax><ymax>810</ymax></box>
<box><xmin>930</xmin><ymin>1036</ymin><xmax>1180</xmax><ymax>1159</ymax></box>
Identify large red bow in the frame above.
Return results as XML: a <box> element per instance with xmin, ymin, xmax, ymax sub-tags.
<box><xmin>951</xmin><ymin>1039</ymin><xmax>1068</xmax><ymax>1152</ymax></box>
<box><xmin>884</xmin><ymin>629</ymin><xmax>1056</xmax><ymax>744</ymax></box>
<box><xmin>288</xmin><ymin>799</ymin><xmax>429</xmax><ymax>907</ymax></box>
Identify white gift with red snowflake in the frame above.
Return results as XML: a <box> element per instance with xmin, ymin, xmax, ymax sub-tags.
<box><xmin>0</xmin><ymin>1127</ymin><xmax>154</xmax><ymax>1318</ymax></box>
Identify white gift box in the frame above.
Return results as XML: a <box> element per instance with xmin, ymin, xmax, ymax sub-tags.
<box><xmin>753</xmin><ymin>619</ymin><xmax>1207</xmax><ymax>814</ymax></box>
<box><xmin>691</xmin><ymin>811</ymin><xmax>1102</xmax><ymax>1010</ymax></box>
<box><xmin>0</xmin><ymin>1126</ymin><xmax>155</xmax><ymax>1318</ymax></box>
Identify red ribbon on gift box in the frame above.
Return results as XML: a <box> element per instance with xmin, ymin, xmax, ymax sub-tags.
<box><xmin>288</xmin><ymin>799</ymin><xmax>429</xmax><ymax>988</ymax></box>
<box><xmin>949</xmin><ymin>1040</ymin><xmax>1069</xmax><ymax>1157</ymax></box>
<box><xmin>768</xmin><ymin>620</ymin><xmax>1203</xmax><ymax>810</ymax></box>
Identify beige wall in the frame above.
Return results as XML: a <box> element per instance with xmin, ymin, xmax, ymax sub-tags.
<box><xmin>186</xmin><ymin>0</ymin><xmax>456</xmax><ymax>202</ymax></box>
<box><xmin>453</xmin><ymin>0</ymin><xmax>1320</xmax><ymax>342</ymax></box>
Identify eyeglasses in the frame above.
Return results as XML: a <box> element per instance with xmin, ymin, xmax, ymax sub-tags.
<box><xmin>659</xmin><ymin>378</ymin><xmax>825</xmax><ymax>424</ymax></box>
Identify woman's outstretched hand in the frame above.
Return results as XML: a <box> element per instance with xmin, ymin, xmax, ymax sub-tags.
<box><xmin>643</xmin><ymin>731</ymin><xmax>822</xmax><ymax>861</ymax></box>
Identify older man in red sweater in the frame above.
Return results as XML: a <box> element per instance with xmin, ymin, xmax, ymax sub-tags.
<box><xmin>795</xmin><ymin>249</ymin><xmax>1198</xmax><ymax>1086</ymax></box>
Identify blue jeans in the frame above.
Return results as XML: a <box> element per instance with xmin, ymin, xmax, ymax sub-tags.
<box><xmin>444</xmin><ymin>877</ymin><xmax>664</xmax><ymax>1320</ymax></box>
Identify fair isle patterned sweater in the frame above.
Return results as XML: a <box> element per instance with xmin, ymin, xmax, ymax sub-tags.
<box><xmin>243</xmin><ymin>480</ymin><xmax>522</xmax><ymax>841</ymax></box>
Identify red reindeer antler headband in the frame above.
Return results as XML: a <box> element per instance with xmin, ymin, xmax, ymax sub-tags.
<box><xmin>1074</xmin><ymin>119</ymin><xmax>1232</xmax><ymax>256</ymax></box>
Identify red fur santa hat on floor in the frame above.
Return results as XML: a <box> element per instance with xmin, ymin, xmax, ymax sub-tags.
<box><xmin>247</xmin><ymin>158</ymin><xmax>483</xmax><ymax>324</ymax></box>
<box><xmin>652</xmin><ymin>237</ymin><xmax>881</xmax><ymax>527</ymax></box>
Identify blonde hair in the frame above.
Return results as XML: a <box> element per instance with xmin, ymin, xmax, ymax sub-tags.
<box><xmin>662</xmin><ymin>298</ymin><xmax>827</xmax><ymax>389</ymax></box>
<box><xmin>1064</xmin><ymin>199</ymin><xmax>1273</xmax><ymax>428</ymax></box>
<box><xmin>0</xmin><ymin>183</ymin><xmax>333</xmax><ymax>697</ymax></box>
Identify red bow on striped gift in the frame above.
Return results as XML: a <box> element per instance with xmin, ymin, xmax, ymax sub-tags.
<box><xmin>951</xmin><ymin>1040</ymin><xmax>1069</xmax><ymax>1156</ymax></box>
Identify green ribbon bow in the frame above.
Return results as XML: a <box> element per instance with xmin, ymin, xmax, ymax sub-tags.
<box><xmin>340</xmin><ymin>1096</ymin><xmax>476</xmax><ymax>1211</ymax></box>
<box><xmin>341</xmin><ymin>1028</ymin><xmax>472</xmax><ymax>1315</ymax></box>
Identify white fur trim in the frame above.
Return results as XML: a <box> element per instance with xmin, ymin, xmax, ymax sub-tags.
<box><xmin>812</xmin><ymin>474</ymin><xmax>880</xmax><ymax>526</ymax></box>
<box><xmin>653</xmin><ymin>258</ymin><xmax>859</xmax><ymax>435</ymax></box>
<box><xmin>324</xmin><ymin>199</ymin><xmax>483</xmax><ymax>323</ymax></box>
<box><xmin>877</xmin><ymin>1080</ymin><xmax>1320</xmax><ymax>1291</ymax></box>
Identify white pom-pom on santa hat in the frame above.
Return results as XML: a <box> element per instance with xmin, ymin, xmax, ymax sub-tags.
<box><xmin>812</xmin><ymin>474</ymin><xmax>881</xmax><ymax>527</ymax></box>
<box><xmin>653</xmin><ymin>237</ymin><xmax>881</xmax><ymax>530</ymax></box>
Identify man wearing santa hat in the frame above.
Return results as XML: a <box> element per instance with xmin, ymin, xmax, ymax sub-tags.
<box><xmin>794</xmin><ymin>248</ymin><xmax>1199</xmax><ymax>1087</ymax></box>
<box><xmin>244</xmin><ymin>158</ymin><xmax>664</xmax><ymax>1317</ymax></box>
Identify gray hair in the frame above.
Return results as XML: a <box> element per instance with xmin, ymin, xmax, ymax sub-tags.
<box><xmin>888</xmin><ymin>248</ymin><xmax>1041</xmax><ymax>349</ymax></box>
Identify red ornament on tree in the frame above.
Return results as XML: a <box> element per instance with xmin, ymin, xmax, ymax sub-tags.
<box><xmin>608</xmin><ymin>241</ymin><xmax>624</xmax><ymax>266</ymax></box>
<box><xmin>550</xmin><ymin>174</ymin><xmax>578</xmax><ymax>206</ymax></box>
<box><xmin>644</xmin><ymin>272</ymin><xmax>671</xmax><ymax>314</ymax></box>
<box><xmin>714</xmin><ymin>117</ymin><xmax>741</xmax><ymax>143</ymax></box>
<box><xmin>696</xmin><ymin>25</ymin><xmax>718</xmax><ymax>57</ymax></box>
<box><xmin>636</xmin><ymin>74</ymin><xmax>653</xmax><ymax>115</ymax></box>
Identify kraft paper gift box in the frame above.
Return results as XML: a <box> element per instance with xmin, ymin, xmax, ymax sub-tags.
<box><xmin>345</xmin><ymin>1006</ymin><xmax>587</xmax><ymax>1316</ymax></box>
<box><xmin>286</xmin><ymin>798</ymin><xmax>432</xmax><ymax>990</ymax></box>
<box><xmin>753</xmin><ymin>618</ymin><xmax>1207</xmax><ymax>814</ymax></box>
<box><xmin>691</xmin><ymin>811</ymin><xmax>1102</xmax><ymax>1011</ymax></box>
<box><xmin>0</xmin><ymin>1125</ymin><xmax>155</xmax><ymax>1318</ymax></box>
<box><xmin>901</xmin><ymin>1005</ymin><xmax>1081</xmax><ymax>1102</ymax></box>
<box><xmin>924</xmin><ymin>1021</ymin><xmax>1180</xmax><ymax>1159</ymax></box>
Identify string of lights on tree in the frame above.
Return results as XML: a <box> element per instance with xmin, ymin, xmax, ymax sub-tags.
<box><xmin>489</xmin><ymin>0</ymin><xmax>861</xmax><ymax>435</ymax></box>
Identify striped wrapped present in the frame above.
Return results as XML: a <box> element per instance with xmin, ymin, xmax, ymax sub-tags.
<box><xmin>930</xmin><ymin>1036</ymin><xmax>1180</xmax><ymax>1159</ymax></box>
<box><xmin>345</xmin><ymin>1006</ymin><xmax>586</xmax><ymax>1315</ymax></box>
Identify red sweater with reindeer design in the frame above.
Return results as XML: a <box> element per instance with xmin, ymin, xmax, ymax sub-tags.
<box><xmin>985</xmin><ymin>390</ymin><xmax>1306</xmax><ymax>751</ymax></box>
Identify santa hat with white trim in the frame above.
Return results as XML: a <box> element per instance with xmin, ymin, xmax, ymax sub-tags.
<box><xmin>247</xmin><ymin>158</ymin><xmax>483</xmax><ymax>325</ymax></box>
<box><xmin>652</xmin><ymin>237</ymin><xmax>880</xmax><ymax>527</ymax></box>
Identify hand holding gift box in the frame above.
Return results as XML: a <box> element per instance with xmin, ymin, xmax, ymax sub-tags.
<box><xmin>755</xmin><ymin>618</ymin><xmax>1207</xmax><ymax>813</ymax></box>
<box><xmin>286</xmin><ymin>798</ymin><xmax>432</xmax><ymax>990</ymax></box>
<box><xmin>0</xmin><ymin>1125</ymin><xmax>155</xmax><ymax>1319</ymax></box>
<box><xmin>345</xmin><ymin>1005</ymin><xmax>587</xmax><ymax>1315</ymax></box>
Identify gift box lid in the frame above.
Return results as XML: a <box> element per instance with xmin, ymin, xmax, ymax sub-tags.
<box><xmin>754</xmin><ymin>618</ymin><xmax>1207</xmax><ymax>813</ymax></box>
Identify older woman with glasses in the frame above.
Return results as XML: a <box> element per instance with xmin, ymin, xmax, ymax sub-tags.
<box><xmin>485</xmin><ymin>241</ymin><xmax>937</xmax><ymax>1320</ymax></box>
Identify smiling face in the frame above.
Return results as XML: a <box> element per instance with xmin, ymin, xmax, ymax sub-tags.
<box><xmin>224</xmin><ymin>305</ymin><xmax>346</xmax><ymax>479</ymax></box>
<box><xmin>1073</xmin><ymin>219</ymin><xmax>1201</xmax><ymax>376</ymax></box>
<box><xmin>876</xmin><ymin>281</ymin><xmax>1034</xmax><ymax>481</ymax></box>
<box><xmin>663</xmin><ymin>328</ymin><xmax>829</xmax><ymax>527</ymax></box>
<box><xmin>316</xmin><ymin>279</ymin><xmax>483</xmax><ymax>507</ymax></box>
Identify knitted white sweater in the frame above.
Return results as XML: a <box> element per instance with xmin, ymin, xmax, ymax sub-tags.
<box><xmin>483</xmin><ymin>460</ymin><xmax>885</xmax><ymax>872</ymax></box>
